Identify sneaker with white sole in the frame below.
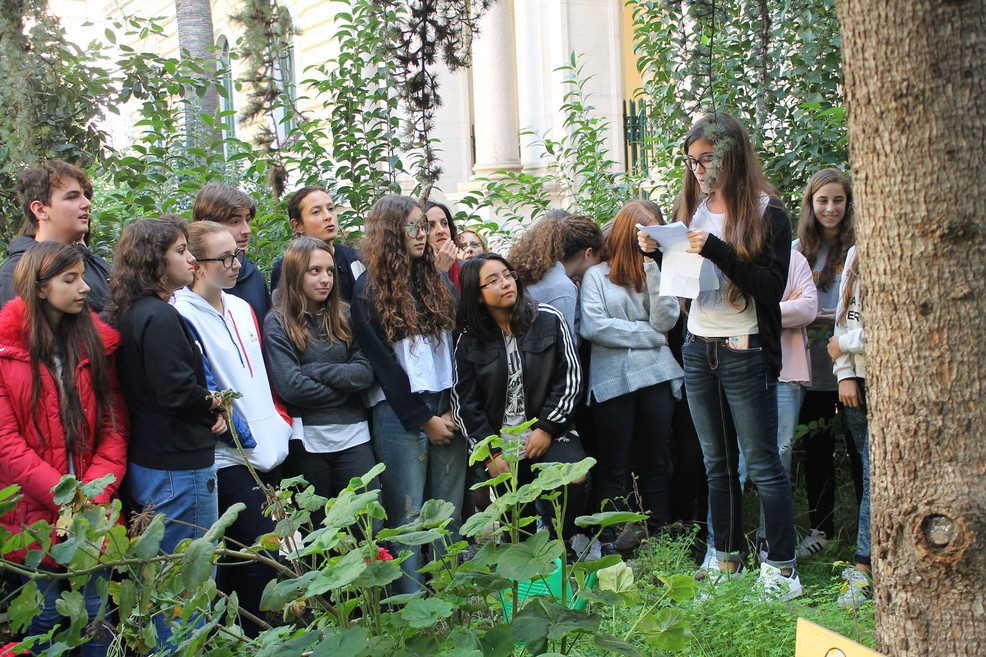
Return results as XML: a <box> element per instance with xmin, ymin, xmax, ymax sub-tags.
<box><xmin>795</xmin><ymin>529</ymin><xmax>830</xmax><ymax>560</ymax></box>
<box><xmin>837</xmin><ymin>568</ymin><xmax>871</xmax><ymax>608</ymax></box>
<box><xmin>694</xmin><ymin>544</ymin><xmax>718</xmax><ymax>581</ymax></box>
<box><xmin>756</xmin><ymin>563</ymin><xmax>804</xmax><ymax>601</ymax></box>
<box><xmin>586</xmin><ymin>539</ymin><xmax>602</xmax><ymax>562</ymax></box>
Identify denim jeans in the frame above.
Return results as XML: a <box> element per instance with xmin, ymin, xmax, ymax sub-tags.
<box><xmin>215</xmin><ymin>465</ymin><xmax>279</xmax><ymax>638</ymax></box>
<box><xmin>124</xmin><ymin>462</ymin><xmax>218</xmax><ymax>651</ymax></box>
<box><xmin>684</xmin><ymin>335</ymin><xmax>796</xmax><ymax>569</ymax></box>
<box><xmin>23</xmin><ymin>569</ymin><xmax>110</xmax><ymax>657</ymax></box>
<box><xmin>371</xmin><ymin>394</ymin><xmax>467</xmax><ymax>594</ymax></box>
<box><xmin>842</xmin><ymin>379</ymin><xmax>870</xmax><ymax>565</ymax></box>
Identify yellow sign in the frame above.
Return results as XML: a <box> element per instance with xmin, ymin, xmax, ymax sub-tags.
<box><xmin>795</xmin><ymin>618</ymin><xmax>883</xmax><ymax>657</ymax></box>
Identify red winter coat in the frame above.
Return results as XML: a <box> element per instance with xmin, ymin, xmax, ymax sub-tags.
<box><xmin>0</xmin><ymin>298</ymin><xmax>129</xmax><ymax>565</ymax></box>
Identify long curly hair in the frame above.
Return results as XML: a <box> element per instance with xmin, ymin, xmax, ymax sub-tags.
<box><xmin>508</xmin><ymin>216</ymin><xmax>566</xmax><ymax>285</ymax></box>
<box><xmin>360</xmin><ymin>195</ymin><xmax>456</xmax><ymax>343</ymax></box>
<box><xmin>106</xmin><ymin>217</ymin><xmax>188</xmax><ymax>324</ymax></box>
<box><xmin>456</xmin><ymin>254</ymin><xmax>538</xmax><ymax>343</ymax></box>
<box><xmin>607</xmin><ymin>202</ymin><xmax>663</xmax><ymax>292</ymax></box>
<box><xmin>13</xmin><ymin>242</ymin><xmax>115</xmax><ymax>452</ymax></box>
<box><xmin>796</xmin><ymin>168</ymin><xmax>855</xmax><ymax>293</ymax></box>
<box><xmin>673</xmin><ymin>112</ymin><xmax>780</xmax><ymax>310</ymax></box>
<box><xmin>271</xmin><ymin>236</ymin><xmax>353</xmax><ymax>352</ymax></box>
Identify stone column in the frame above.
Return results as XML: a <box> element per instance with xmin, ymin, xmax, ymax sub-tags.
<box><xmin>470</xmin><ymin>0</ymin><xmax>522</xmax><ymax>178</ymax></box>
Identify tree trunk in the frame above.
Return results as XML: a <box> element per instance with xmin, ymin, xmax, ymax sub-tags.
<box><xmin>175</xmin><ymin>0</ymin><xmax>220</xmax><ymax>149</ymax></box>
<box><xmin>836</xmin><ymin>1</ymin><xmax>985</xmax><ymax>655</ymax></box>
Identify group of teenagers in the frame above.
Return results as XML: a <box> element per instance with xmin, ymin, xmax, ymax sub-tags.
<box><xmin>0</xmin><ymin>110</ymin><xmax>871</xmax><ymax>656</ymax></box>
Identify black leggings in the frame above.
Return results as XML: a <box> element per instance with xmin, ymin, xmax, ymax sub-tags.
<box><xmin>591</xmin><ymin>382</ymin><xmax>676</xmax><ymax>541</ymax></box>
<box><xmin>799</xmin><ymin>390</ymin><xmax>864</xmax><ymax>536</ymax></box>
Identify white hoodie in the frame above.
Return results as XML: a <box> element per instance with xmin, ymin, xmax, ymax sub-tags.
<box><xmin>174</xmin><ymin>288</ymin><xmax>291</xmax><ymax>471</ymax></box>
<box><xmin>833</xmin><ymin>246</ymin><xmax>865</xmax><ymax>381</ymax></box>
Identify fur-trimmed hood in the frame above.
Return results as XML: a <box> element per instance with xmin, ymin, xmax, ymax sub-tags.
<box><xmin>0</xmin><ymin>296</ymin><xmax>121</xmax><ymax>360</ymax></box>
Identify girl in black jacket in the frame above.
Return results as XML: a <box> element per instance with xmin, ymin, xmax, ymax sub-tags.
<box><xmin>451</xmin><ymin>253</ymin><xmax>587</xmax><ymax>542</ymax></box>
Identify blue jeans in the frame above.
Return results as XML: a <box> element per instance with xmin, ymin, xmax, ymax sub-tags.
<box><xmin>124</xmin><ymin>463</ymin><xmax>218</xmax><ymax>651</ymax></box>
<box><xmin>842</xmin><ymin>379</ymin><xmax>870</xmax><ymax>565</ymax></box>
<box><xmin>23</xmin><ymin>570</ymin><xmax>110</xmax><ymax>657</ymax></box>
<box><xmin>372</xmin><ymin>394</ymin><xmax>467</xmax><ymax>594</ymax></box>
<box><xmin>684</xmin><ymin>335</ymin><xmax>796</xmax><ymax>569</ymax></box>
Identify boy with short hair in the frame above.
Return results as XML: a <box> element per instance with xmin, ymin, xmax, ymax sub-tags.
<box><xmin>191</xmin><ymin>183</ymin><xmax>271</xmax><ymax>321</ymax></box>
<box><xmin>0</xmin><ymin>160</ymin><xmax>113</xmax><ymax>311</ymax></box>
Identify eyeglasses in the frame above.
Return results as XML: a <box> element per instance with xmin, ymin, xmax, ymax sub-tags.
<box><xmin>479</xmin><ymin>270</ymin><xmax>519</xmax><ymax>289</ymax></box>
<box><xmin>685</xmin><ymin>154</ymin><xmax>715</xmax><ymax>171</ymax></box>
<box><xmin>404</xmin><ymin>218</ymin><xmax>431</xmax><ymax>237</ymax></box>
<box><xmin>197</xmin><ymin>249</ymin><xmax>245</xmax><ymax>269</ymax></box>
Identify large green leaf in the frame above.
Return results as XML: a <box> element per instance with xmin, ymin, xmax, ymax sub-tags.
<box><xmin>575</xmin><ymin>511</ymin><xmax>649</xmax><ymax>529</ymax></box>
<box><xmin>134</xmin><ymin>514</ymin><xmax>165</xmax><ymax>559</ymax></box>
<box><xmin>496</xmin><ymin>532</ymin><xmax>563</xmax><ymax>582</ymax></box>
<box><xmin>640</xmin><ymin>606</ymin><xmax>690</xmax><ymax>652</ymax></box>
<box><xmin>478</xmin><ymin>625</ymin><xmax>515</xmax><ymax>657</ymax></box>
<box><xmin>181</xmin><ymin>537</ymin><xmax>216</xmax><ymax>591</ymax></box>
<box><xmin>310</xmin><ymin>626</ymin><xmax>370</xmax><ymax>657</ymax></box>
<box><xmin>531</xmin><ymin>457</ymin><xmax>595</xmax><ymax>490</ymax></box>
<box><xmin>203</xmin><ymin>503</ymin><xmax>245</xmax><ymax>542</ymax></box>
<box><xmin>400</xmin><ymin>597</ymin><xmax>457</xmax><ymax>628</ymax></box>
<box><xmin>305</xmin><ymin>549</ymin><xmax>367</xmax><ymax>594</ymax></box>
<box><xmin>8</xmin><ymin>581</ymin><xmax>42</xmax><ymax>632</ymax></box>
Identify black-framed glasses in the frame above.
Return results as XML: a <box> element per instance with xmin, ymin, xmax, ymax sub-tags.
<box><xmin>197</xmin><ymin>249</ymin><xmax>245</xmax><ymax>269</ymax></box>
<box><xmin>479</xmin><ymin>270</ymin><xmax>519</xmax><ymax>289</ymax></box>
<box><xmin>404</xmin><ymin>218</ymin><xmax>431</xmax><ymax>237</ymax></box>
<box><xmin>685</xmin><ymin>154</ymin><xmax>715</xmax><ymax>171</ymax></box>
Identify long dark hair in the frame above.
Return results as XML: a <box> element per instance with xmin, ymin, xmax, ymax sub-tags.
<box><xmin>797</xmin><ymin>168</ymin><xmax>855</xmax><ymax>292</ymax></box>
<box><xmin>360</xmin><ymin>195</ymin><xmax>456</xmax><ymax>344</ymax></box>
<box><xmin>423</xmin><ymin>200</ymin><xmax>458</xmax><ymax>242</ymax></box>
<box><xmin>456</xmin><ymin>253</ymin><xmax>538</xmax><ymax>342</ymax></box>
<box><xmin>107</xmin><ymin>217</ymin><xmax>188</xmax><ymax>323</ymax></box>
<box><xmin>271</xmin><ymin>236</ymin><xmax>353</xmax><ymax>351</ymax></box>
<box><xmin>13</xmin><ymin>242</ymin><xmax>115</xmax><ymax>452</ymax></box>
<box><xmin>673</xmin><ymin>112</ymin><xmax>779</xmax><ymax>310</ymax></box>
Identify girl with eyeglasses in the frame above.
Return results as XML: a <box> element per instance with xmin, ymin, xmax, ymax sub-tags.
<box><xmin>638</xmin><ymin>112</ymin><xmax>800</xmax><ymax>599</ymax></box>
<box><xmin>174</xmin><ymin>221</ymin><xmax>292</xmax><ymax>636</ymax></box>
<box><xmin>451</xmin><ymin>253</ymin><xmax>587</xmax><ymax>542</ymax></box>
<box><xmin>0</xmin><ymin>242</ymin><xmax>128</xmax><ymax>657</ymax></box>
<box><xmin>580</xmin><ymin>201</ymin><xmax>683</xmax><ymax>555</ymax></box>
<box><xmin>264</xmin><ymin>237</ymin><xmax>377</xmax><ymax>524</ymax></box>
<box><xmin>792</xmin><ymin>168</ymin><xmax>862</xmax><ymax>561</ymax></box>
<box><xmin>351</xmin><ymin>194</ymin><xmax>464</xmax><ymax>595</ymax></box>
<box><xmin>457</xmin><ymin>229</ymin><xmax>488</xmax><ymax>260</ymax></box>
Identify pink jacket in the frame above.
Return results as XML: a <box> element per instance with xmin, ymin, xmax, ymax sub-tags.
<box><xmin>779</xmin><ymin>250</ymin><xmax>817</xmax><ymax>385</ymax></box>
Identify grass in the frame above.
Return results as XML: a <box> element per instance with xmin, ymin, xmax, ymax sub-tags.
<box><xmin>578</xmin><ymin>439</ymin><xmax>875</xmax><ymax>656</ymax></box>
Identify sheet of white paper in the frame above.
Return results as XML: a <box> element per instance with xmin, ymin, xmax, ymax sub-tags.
<box><xmin>636</xmin><ymin>221</ymin><xmax>690</xmax><ymax>252</ymax></box>
<box><xmin>638</xmin><ymin>222</ymin><xmax>721</xmax><ymax>299</ymax></box>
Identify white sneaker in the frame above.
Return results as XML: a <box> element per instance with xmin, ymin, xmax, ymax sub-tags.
<box><xmin>837</xmin><ymin>568</ymin><xmax>871</xmax><ymax>608</ymax></box>
<box><xmin>695</xmin><ymin>544</ymin><xmax>718</xmax><ymax>581</ymax></box>
<box><xmin>570</xmin><ymin>534</ymin><xmax>590</xmax><ymax>558</ymax></box>
<box><xmin>795</xmin><ymin>529</ymin><xmax>830</xmax><ymax>560</ymax></box>
<box><xmin>756</xmin><ymin>563</ymin><xmax>804</xmax><ymax>601</ymax></box>
<box><xmin>586</xmin><ymin>539</ymin><xmax>602</xmax><ymax>562</ymax></box>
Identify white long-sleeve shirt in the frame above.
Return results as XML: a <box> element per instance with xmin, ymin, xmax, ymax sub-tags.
<box><xmin>833</xmin><ymin>247</ymin><xmax>865</xmax><ymax>381</ymax></box>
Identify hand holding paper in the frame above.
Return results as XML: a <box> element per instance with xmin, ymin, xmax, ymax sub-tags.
<box><xmin>636</xmin><ymin>222</ymin><xmax>720</xmax><ymax>299</ymax></box>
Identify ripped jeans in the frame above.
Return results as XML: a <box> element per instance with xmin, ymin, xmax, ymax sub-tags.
<box><xmin>372</xmin><ymin>393</ymin><xmax>467</xmax><ymax>595</ymax></box>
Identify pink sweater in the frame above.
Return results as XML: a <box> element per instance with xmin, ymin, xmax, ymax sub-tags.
<box><xmin>779</xmin><ymin>250</ymin><xmax>817</xmax><ymax>385</ymax></box>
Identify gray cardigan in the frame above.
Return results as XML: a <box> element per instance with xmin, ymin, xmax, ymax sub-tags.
<box><xmin>263</xmin><ymin>310</ymin><xmax>374</xmax><ymax>428</ymax></box>
<box><xmin>579</xmin><ymin>261</ymin><xmax>683</xmax><ymax>403</ymax></box>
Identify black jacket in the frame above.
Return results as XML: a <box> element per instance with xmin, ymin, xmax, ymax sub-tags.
<box><xmin>229</xmin><ymin>258</ymin><xmax>271</xmax><ymax>323</ymax></box>
<box><xmin>450</xmin><ymin>304</ymin><xmax>582</xmax><ymax>447</ymax></box>
<box><xmin>0</xmin><ymin>237</ymin><xmax>113</xmax><ymax>313</ymax></box>
<box><xmin>647</xmin><ymin>199</ymin><xmax>791</xmax><ymax>379</ymax></box>
<box><xmin>114</xmin><ymin>295</ymin><xmax>217</xmax><ymax>470</ymax></box>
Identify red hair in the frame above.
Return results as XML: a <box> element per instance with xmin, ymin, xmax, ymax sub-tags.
<box><xmin>607</xmin><ymin>202</ymin><xmax>661</xmax><ymax>292</ymax></box>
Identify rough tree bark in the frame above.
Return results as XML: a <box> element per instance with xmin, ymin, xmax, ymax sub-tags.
<box><xmin>175</xmin><ymin>0</ymin><xmax>220</xmax><ymax>148</ymax></box>
<box><xmin>837</xmin><ymin>1</ymin><xmax>985</xmax><ymax>655</ymax></box>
